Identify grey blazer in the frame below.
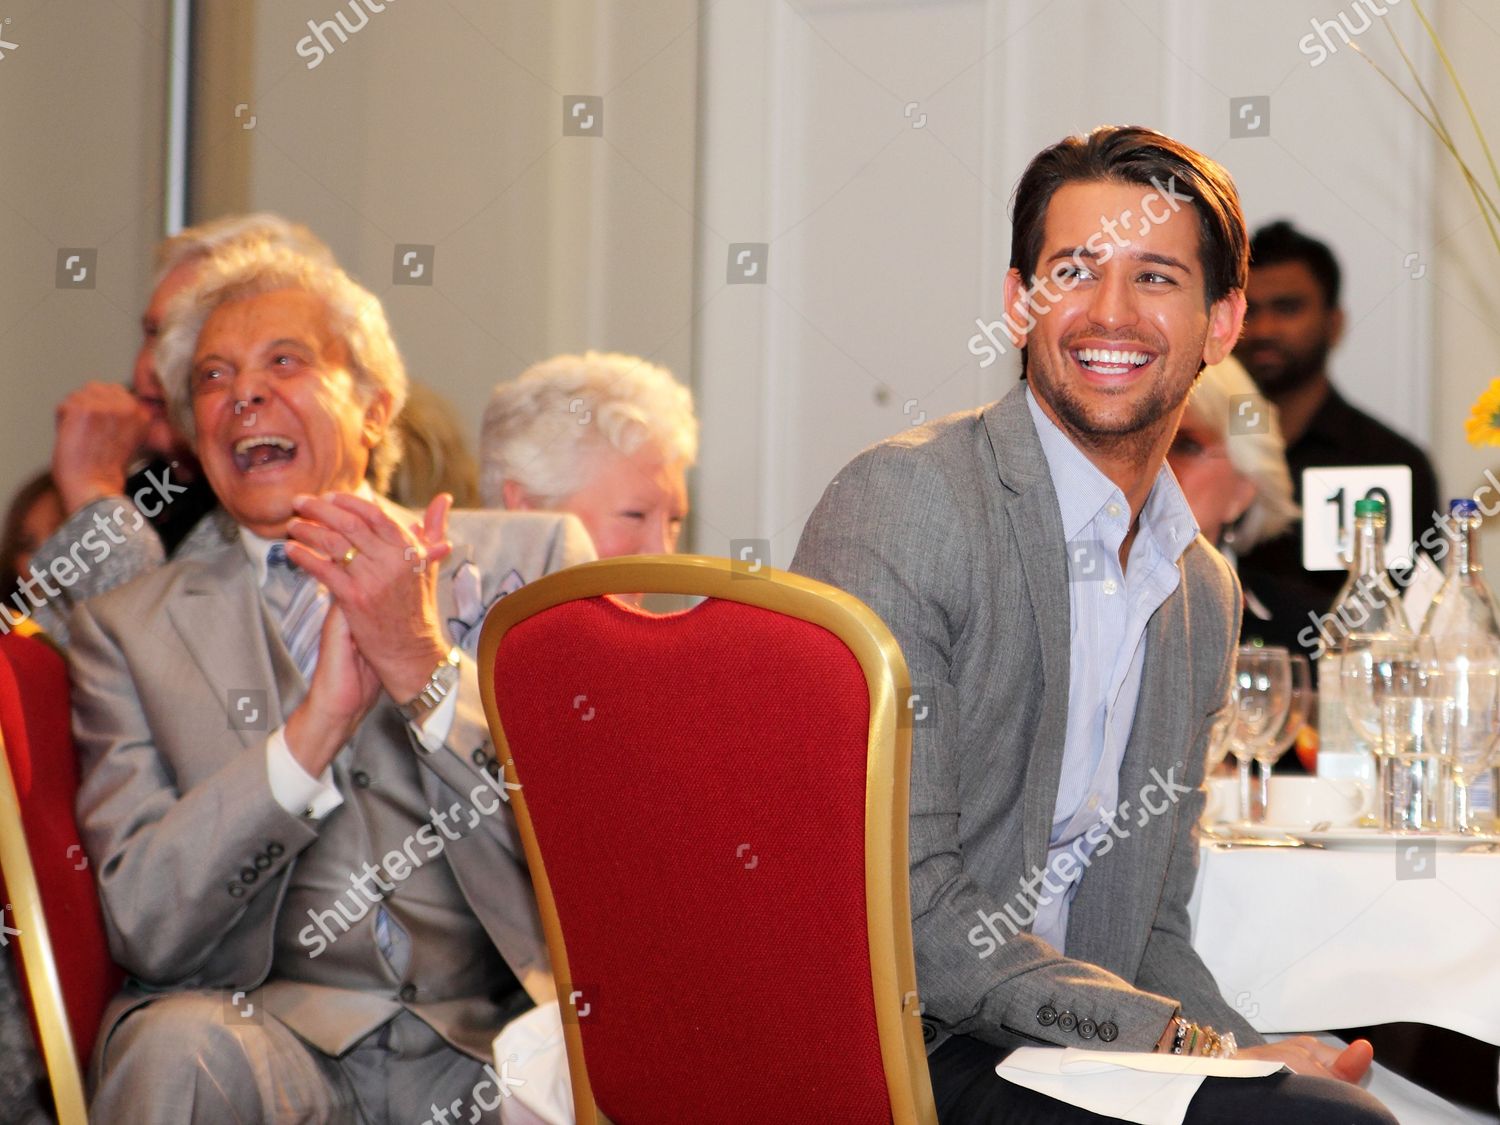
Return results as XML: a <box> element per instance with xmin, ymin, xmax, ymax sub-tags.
<box><xmin>68</xmin><ymin>506</ymin><xmax>596</xmax><ymax>1057</ymax></box>
<box><xmin>792</xmin><ymin>384</ymin><xmax>1260</xmax><ymax>1056</ymax></box>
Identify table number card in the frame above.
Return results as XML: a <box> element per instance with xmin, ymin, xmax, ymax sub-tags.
<box><xmin>1300</xmin><ymin>466</ymin><xmax>1414</xmax><ymax>572</ymax></box>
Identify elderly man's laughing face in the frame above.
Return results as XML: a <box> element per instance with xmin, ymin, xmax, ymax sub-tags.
<box><xmin>188</xmin><ymin>288</ymin><xmax>391</xmax><ymax>539</ymax></box>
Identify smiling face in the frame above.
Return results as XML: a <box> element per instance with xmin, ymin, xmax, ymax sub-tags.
<box><xmin>557</xmin><ymin>441</ymin><xmax>689</xmax><ymax>558</ymax></box>
<box><xmin>1005</xmin><ymin>179</ymin><xmax>1244</xmax><ymax>463</ymax></box>
<box><xmin>189</xmin><ymin>288</ymin><xmax>391</xmax><ymax>539</ymax></box>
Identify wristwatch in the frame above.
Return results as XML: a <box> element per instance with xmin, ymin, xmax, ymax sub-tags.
<box><xmin>398</xmin><ymin>645</ymin><xmax>463</xmax><ymax>725</ymax></box>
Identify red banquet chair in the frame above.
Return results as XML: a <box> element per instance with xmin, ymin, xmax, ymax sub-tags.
<box><xmin>0</xmin><ymin>627</ymin><xmax>121</xmax><ymax>1124</ymax></box>
<box><xmin>478</xmin><ymin>554</ymin><xmax>937</xmax><ymax>1125</ymax></box>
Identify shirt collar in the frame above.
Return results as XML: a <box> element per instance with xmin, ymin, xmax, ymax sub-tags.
<box><xmin>239</xmin><ymin>480</ymin><xmax>379</xmax><ymax>588</ymax></box>
<box><xmin>1025</xmin><ymin>386</ymin><xmax>1198</xmax><ymax>560</ymax></box>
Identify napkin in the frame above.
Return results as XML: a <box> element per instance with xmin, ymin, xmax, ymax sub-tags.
<box><xmin>493</xmin><ymin>1001</ymin><xmax>576</xmax><ymax>1125</ymax></box>
<box><xmin>995</xmin><ymin>1047</ymin><xmax>1286</xmax><ymax>1125</ymax></box>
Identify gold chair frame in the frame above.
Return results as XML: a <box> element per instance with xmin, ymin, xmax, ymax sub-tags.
<box><xmin>478</xmin><ymin>554</ymin><xmax>937</xmax><ymax>1124</ymax></box>
<box><xmin>0</xmin><ymin>719</ymin><xmax>89</xmax><ymax>1124</ymax></box>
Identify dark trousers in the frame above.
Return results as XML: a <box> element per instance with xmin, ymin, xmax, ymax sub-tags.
<box><xmin>929</xmin><ymin>1033</ymin><xmax>1400</xmax><ymax>1125</ymax></box>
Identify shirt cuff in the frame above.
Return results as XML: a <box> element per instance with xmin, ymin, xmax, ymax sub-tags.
<box><xmin>266</xmin><ymin>726</ymin><xmax>344</xmax><ymax>819</ymax></box>
<box><xmin>410</xmin><ymin>685</ymin><xmax>459</xmax><ymax>752</ymax></box>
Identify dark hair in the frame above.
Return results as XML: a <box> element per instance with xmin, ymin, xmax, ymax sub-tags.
<box><xmin>1249</xmin><ymin>220</ymin><xmax>1341</xmax><ymax>308</ymax></box>
<box><xmin>1009</xmin><ymin>125</ymin><xmax>1249</xmax><ymax>306</ymax></box>
<box><xmin>0</xmin><ymin>470</ymin><xmax>59</xmax><ymax>604</ymax></box>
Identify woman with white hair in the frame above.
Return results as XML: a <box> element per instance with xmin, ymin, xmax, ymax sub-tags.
<box><xmin>1168</xmin><ymin>355</ymin><xmax>1324</xmax><ymax>663</ymax></box>
<box><xmin>480</xmin><ymin>351</ymin><xmax>698</xmax><ymax>558</ymax></box>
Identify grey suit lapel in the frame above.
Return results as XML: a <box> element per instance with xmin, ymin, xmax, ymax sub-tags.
<box><xmin>167</xmin><ymin>540</ymin><xmax>299</xmax><ymax>745</ymax></box>
<box><xmin>982</xmin><ymin>386</ymin><xmax>1071</xmax><ymax>881</ymax></box>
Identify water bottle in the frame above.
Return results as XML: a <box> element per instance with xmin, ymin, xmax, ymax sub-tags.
<box><xmin>1318</xmin><ymin>498</ymin><xmax>1411</xmax><ymax>780</ymax></box>
<box><xmin>1422</xmin><ymin>499</ymin><xmax>1500</xmax><ymax>829</ymax></box>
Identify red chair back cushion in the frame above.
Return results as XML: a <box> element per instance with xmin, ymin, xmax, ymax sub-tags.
<box><xmin>495</xmin><ymin>595</ymin><xmax>890</xmax><ymax>1125</ymax></box>
<box><xmin>0</xmin><ymin>632</ymin><xmax>120</xmax><ymax>1063</ymax></box>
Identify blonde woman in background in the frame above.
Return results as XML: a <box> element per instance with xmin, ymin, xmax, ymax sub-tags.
<box><xmin>388</xmin><ymin>381</ymin><xmax>480</xmax><ymax>509</ymax></box>
<box><xmin>1168</xmin><ymin>355</ymin><xmax>1323</xmax><ymax>665</ymax></box>
<box><xmin>480</xmin><ymin>351</ymin><xmax>698</xmax><ymax>558</ymax></box>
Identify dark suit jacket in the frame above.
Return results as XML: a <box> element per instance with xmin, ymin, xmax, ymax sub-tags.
<box><xmin>792</xmin><ymin>384</ymin><xmax>1260</xmax><ymax>1055</ymax></box>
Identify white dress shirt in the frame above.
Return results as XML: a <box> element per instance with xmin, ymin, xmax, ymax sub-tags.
<box><xmin>1024</xmin><ymin>388</ymin><xmax>1198</xmax><ymax>953</ymax></box>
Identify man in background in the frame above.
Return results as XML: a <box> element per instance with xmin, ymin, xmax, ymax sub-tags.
<box><xmin>1234</xmin><ymin>220</ymin><xmax>1441</xmax><ymax>606</ymax></box>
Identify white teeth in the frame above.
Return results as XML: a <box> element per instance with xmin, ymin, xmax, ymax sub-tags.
<box><xmin>1076</xmin><ymin>347</ymin><xmax>1150</xmax><ymax>367</ymax></box>
<box><xmin>233</xmin><ymin>435</ymin><xmax>294</xmax><ymax>455</ymax></box>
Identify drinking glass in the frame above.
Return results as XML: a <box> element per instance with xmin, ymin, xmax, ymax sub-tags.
<box><xmin>1427</xmin><ymin>639</ymin><xmax>1500</xmax><ymax>832</ymax></box>
<box><xmin>1229</xmin><ymin>646</ymin><xmax>1292</xmax><ymax>824</ymax></box>
<box><xmin>1379</xmin><ymin>695</ymin><xmax>1457</xmax><ymax>831</ymax></box>
<box><xmin>1340</xmin><ymin>634</ymin><xmax>1429</xmax><ymax>749</ymax></box>
<box><xmin>1253</xmin><ymin>652</ymin><xmax>1311</xmax><ymax>823</ymax></box>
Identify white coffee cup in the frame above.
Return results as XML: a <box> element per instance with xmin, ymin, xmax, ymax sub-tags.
<box><xmin>1202</xmin><ymin>776</ymin><xmax>1241</xmax><ymax>825</ymax></box>
<box><xmin>1265</xmin><ymin>776</ymin><xmax>1370</xmax><ymax>829</ymax></box>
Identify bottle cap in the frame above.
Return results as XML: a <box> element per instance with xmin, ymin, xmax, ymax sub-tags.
<box><xmin>1450</xmin><ymin>498</ymin><xmax>1479</xmax><ymax>516</ymax></box>
<box><xmin>1353</xmin><ymin>498</ymin><xmax>1385</xmax><ymax>518</ymax></box>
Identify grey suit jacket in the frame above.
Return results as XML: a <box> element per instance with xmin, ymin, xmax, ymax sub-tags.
<box><xmin>792</xmin><ymin>384</ymin><xmax>1259</xmax><ymax>1056</ymax></box>
<box><xmin>68</xmin><ymin>506</ymin><xmax>596</xmax><ymax>1056</ymax></box>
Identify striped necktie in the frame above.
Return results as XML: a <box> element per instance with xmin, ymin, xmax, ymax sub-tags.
<box><xmin>265</xmin><ymin>543</ymin><xmax>328</xmax><ymax>681</ymax></box>
<box><xmin>265</xmin><ymin>543</ymin><xmax>410</xmax><ymax>976</ymax></box>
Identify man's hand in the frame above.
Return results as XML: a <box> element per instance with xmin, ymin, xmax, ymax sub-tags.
<box><xmin>285</xmin><ymin>491</ymin><xmax>455</xmax><ymax>706</ymax></box>
<box><xmin>52</xmin><ymin>382</ymin><xmax>151</xmax><ymax>514</ymax></box>
<box><xmin>1238</xmin><ymin>1037</ymin><xmax>1374</xmax><ymax>1083</ymax></box>
<box><xmin>285</xmin><ymin>604</ymin><xmax>382</xmax><ymax>777</ymax></box>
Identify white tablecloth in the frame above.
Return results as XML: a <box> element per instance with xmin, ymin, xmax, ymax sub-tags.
<box><xmin>1187</xmin><ymin>843</ymin><xmax>1500</xmax><ymax>1047</ymax></box>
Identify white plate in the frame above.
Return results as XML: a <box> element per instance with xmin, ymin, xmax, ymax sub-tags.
<box><xmin>1300</xmin><ymin>827</ymin><xmax>1500</xmax><ymax>851</ymax></box>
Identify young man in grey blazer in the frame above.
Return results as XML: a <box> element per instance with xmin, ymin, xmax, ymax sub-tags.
<box><xmin>70</xmin><ymin>243</ymin><xmax>594</xmax><ymax>1122</ymax></box>
<box><xmin>793</xmin><ymin>127</ymin><xmax>1395</xmax><ymax>1123</ymax></box>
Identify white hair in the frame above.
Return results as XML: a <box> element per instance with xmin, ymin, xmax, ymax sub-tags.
<box><xmin>156</xmin><ymin>243</ymin><xmax>409</xmax><ymax>492</ymax></box>
<box><xmin>1186</xmin><ymin>356</ymin><xmax>1299</xmax><ymax>552</ymax></box>
<box><xmin>479</xmin><ymin>351</ymin><xmax>698</xmax><ymax>507</ymax></box>
<box><xmin>154</xmin><ymin>212</ymin><xmax>333</xmax><ymax>288</ymax></box>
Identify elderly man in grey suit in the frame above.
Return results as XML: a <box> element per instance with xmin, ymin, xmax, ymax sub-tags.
<box><xmin>793</xmin><ymin>127</ymin><xmax>1395</xmax><ymax>1123</ymax></box>
<box><xmin>70</xmin><ymin>242</ymin><xmax>594</xmax><ymax>1122</ymax></box>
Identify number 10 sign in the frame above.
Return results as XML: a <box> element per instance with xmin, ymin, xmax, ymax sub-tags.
<box><xmin>1300</xmin><ymin>466</ymin><xmax>1414</xmax><ymax>572</ymax></box>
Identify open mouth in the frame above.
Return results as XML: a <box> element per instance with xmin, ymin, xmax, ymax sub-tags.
<box><xmin>232</xmin><ymin>434</ymin><xmax>298</xmax><ymax>473</ymax></box>
<box><xmin>1071</xmin><ymin>346</ymin><xmax>1154</xmax><ymax>376</ymax></box>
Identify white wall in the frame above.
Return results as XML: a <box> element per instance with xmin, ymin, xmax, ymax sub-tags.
<box><xmin>0</xmin><ymin>0</ymin><xmax>169</xmax><ymax>497</ymax></box>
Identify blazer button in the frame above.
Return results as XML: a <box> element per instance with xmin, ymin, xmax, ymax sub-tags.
<box><xmin>267</xmin><ymin>842</ymin><xmax>285</xmax><ymax>858</ymax></box>
<box><xmin>1098</xmin><ymin>1022</ymin><xmax>1118</xmax><ymax>1043</ymax></box>
<box><xmin>352</xmin><ymin>770</ymin><xmax>372</xmax><ymax>789</ymax></box>
<box><xmin>240</xmin><ymin>866</ymin><xmax>259</xmax><ymax>884</ymax></box>
<box><xmin>1036</xmin><ymin>1005</ymin><xmax>1057</xmax><ymax>1027</ymax></box>
<box><xmin>1057</xmin><ymin>1010</ymin><xmax>1077</xmax><ymax>1033</ymax></box>
<box><xmin>228</xmin><ymin>882</ymin><xmax>245</xmax><ymax>898</ymax></box>
<box><xmin>1078</xmin><ymin>1018</ymin><xmax>1097</xmax><ymax>1040</ymax></box>
<box><xmin>254</xmin><ymin>853</ymin><xmax>272</xmax><ymax>870</ymax></box>
<box><xmin>399</xmin><ymin>984</ymin><xmax>418</xmax><ymax>1003</ymax></box>
<box><xmin>472</xmin><ymin>747</ymin><xmax>487</xmax><ymax>767</ymax></box>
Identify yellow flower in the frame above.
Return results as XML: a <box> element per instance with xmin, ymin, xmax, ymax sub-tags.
<box><xmin>1467</xmin><ymin>379</ymin><xmax>1500</xmax><ymax>446</ymax></box>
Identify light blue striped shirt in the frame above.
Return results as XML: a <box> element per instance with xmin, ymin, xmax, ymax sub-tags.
<box><xmin>1023</xmin><ymin>388</ymin><xmax>1198</xmax><ymax>954</ymax></box>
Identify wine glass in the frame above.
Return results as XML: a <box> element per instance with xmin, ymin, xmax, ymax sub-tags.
<box><xmin>1229</xmin><ymin>645</ymin><xmax>1292</xmax><ymax>824</ymax></box>
<box><xmin>1253</xmin><ymin>652</ymin><xmax>1311</xmax><ymax>823</ymax></box>
<box><xmin>1339</xmin><ymin>633</ymin><xmax>1429</xmax><ymax>749</ymax></box>
<box><xmin>1427</xmin><ymin>637</ymin><xmax>1500</xmax><ymax>832</ymax></box>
